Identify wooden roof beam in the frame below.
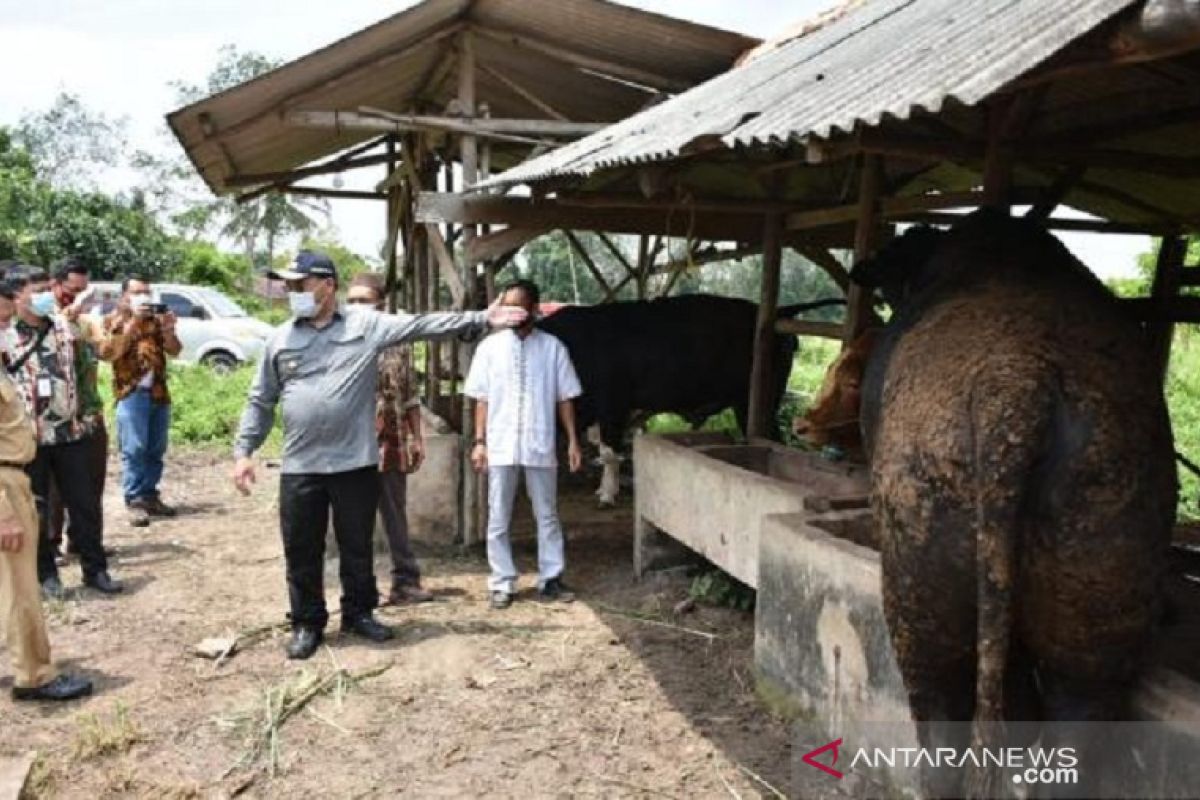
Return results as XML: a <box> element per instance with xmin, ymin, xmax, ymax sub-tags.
<box><xmin>898</xmin><ymin>211</ymin><xmax>1179</xmax><ymax>236</ymax></box>
<box><xmin>471</xmin><ymin>25</ymin><xmax>690</xmax><ymax>93</ymax></box>
<box><xmin>202</xmin><ymin>23</ymin><xmax>466</xmax><ymax>144</ymax></box>
<box><xmin>810</xmin><ymin>128</ymin><xmax>1200</xmax><ymax>178</ymax></box>
<box><xmin>786</xmin><ymin>189</ymin><xmax>1045</xmax><ymax>232</ymax></box>
<box><xmin>415</xmin><ymin>191</ymin><xmax>852</xmax><ymax>245</ymax></box>
<box><xmin>224</xmin><ymin>151</ymin><xmax>395</xmax><ymax>188</ymax></box>
<box><xmin>477</xmin><ymin>60</ymin><xmax>570</xmax><ymax>121</ymax></box>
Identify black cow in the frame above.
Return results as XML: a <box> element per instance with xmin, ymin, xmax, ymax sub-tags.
<box><xmin>851</xmin><ymin>209</ymin><xmax>1177</xmax><ymax>798</ymax></box>
<box><xmin>537</xmin><ymin>293</ymin><xmax>844</xmax><ymax>506</ymax></box>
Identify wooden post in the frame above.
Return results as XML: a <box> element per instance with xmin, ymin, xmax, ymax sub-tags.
<box><xmin>843</xmin><ymin>154</ymin><xmax>884</xmax><ymax>346</ymax></box>
<box><xmin>746</xmin><ymin>212</ymin><xmax>783</xmax><ymax>440</ymax></box>
<box><xmin>384</xmin><ymin>138</ymin><xmax>401</xmax><ymax>313</ymax></box>
<box><xmin>458</xmin><ymin>29</ymin><xmax>482</xmax><ymax>548</ymax></box>
<box><xmin>983</xmin><ymin>98</ymin><xmax>1016</xmax><ymax>210</ymax></box>
<box><xmin>1150</xmin><ymin>234</ymin><xmax>1188</xmax><ymax>383</ymax></box>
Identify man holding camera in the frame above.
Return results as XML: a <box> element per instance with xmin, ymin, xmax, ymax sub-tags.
<box><xmin>98</xmin><ymin>276</ymin><xmax>182</xmax><ymax>528</ymax></box>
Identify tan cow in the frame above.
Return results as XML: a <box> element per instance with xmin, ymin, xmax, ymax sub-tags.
<box><xmin>792</xmin><ymin>328</ymin><xmax>879</xmax><ymax>461</ymax></box>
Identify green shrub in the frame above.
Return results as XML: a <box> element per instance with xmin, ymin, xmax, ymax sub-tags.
<box><xmin>97</xmin><ymin>362</ymin><xmax>281</xmax><ymax>453</ymax></box>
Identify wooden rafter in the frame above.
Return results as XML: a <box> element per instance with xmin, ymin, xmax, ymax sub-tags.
<box><xmin>1025</xmin><ymin>165</ymin><xmax>1087</xmax><ymax>221</ymax></box>
<box><xmin>472</xmin><ymin>25</ymin><xmax>689</xmax><ymax>93</ymax></box>
<box><xmin>415</xmin><ymin>192</ymin><xmax>852</xmax><ymax>245</ymax></box>
<box><xmin>465</xmin><ymin>225</ymin><xmax>550</xmax><ymax>264</ymax></box>
<box><xmin>898</xmin><ymin>211</ymin><xmax>1179</xmax><ymax>236</ymax></box>
<box><xmin>423</xmin><ymin>223</ymin><xmax>467</xmax><ymax>309</ymax></box>
<box><xmin>563</xmin><ymin>231</ymin><xmax>616</xmax><ymax>300</ymax></box>
<box><xmin>207</xmin><ymin>24</ymin><xmax>466</xmax><ymax>145</ymax></box>
<box><xmin>224</xmin><ymin>151</ymin><xmax>394</xmax><ymax>188</ymax></box>
<box><xmin>810</xmin><ymin>128</ymin><xmax>1200</xmax><ymax>178</ymax></box>
<box><xmin>796</xmin><ymin>246</ymin><xmax>851</xmax><ymax>293</ymax></box>
<box><xmin>477</xmin><ymin>60</ymin><xmax>569</xmax><ymax>121</ymax></box>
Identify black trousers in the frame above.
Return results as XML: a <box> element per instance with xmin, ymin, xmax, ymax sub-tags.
<box><xmin>280</xmin><ymin>466</ymin><xmax>380</xmax><ymax>629</ymax></box>
<box><xmin>27</xmin><ymin>440</ymin><xmax>107</xmax><ymax>582</ymax></box>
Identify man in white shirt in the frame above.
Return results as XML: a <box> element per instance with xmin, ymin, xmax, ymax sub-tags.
<box><xmin>464</xmin><ymin>280</ymin><xmax>583</xmax><ymax>609</ymax></box>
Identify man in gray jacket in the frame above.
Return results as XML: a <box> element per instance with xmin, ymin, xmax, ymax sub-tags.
<box><xmin>233</xmin><ymin>251</ymin><xmax>526</xmax><ymax>659</ymax></box>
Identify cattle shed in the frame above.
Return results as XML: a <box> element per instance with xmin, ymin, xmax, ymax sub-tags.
<box><xmin>414</xmin><ymin>0</ymin><xmax>1200</xmax><ymax>781</ymax></box>
<box><xmin>166</xmin><ymin>0</ymin><xmax>757</xmax><ymax>545</ymax></box>
<box><xmin>425</xmin><ymin>0</ymin><xmax>1200</xmax><ymax>437</ymax></box>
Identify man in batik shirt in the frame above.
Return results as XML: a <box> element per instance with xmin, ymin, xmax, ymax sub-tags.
<box><xmin>5</xmin><ymin>266</ymin><xmax>119</xmax><ymax>597</ymax></box>
<box><xmin>98</xmin><ymin>276</ymin><xmax>182</xmax><ymax>528</ymax></box>
<box><xmin>346</xmin><ymin>274</ymin><xmax>433</xmax><ymax>604</ymax></box>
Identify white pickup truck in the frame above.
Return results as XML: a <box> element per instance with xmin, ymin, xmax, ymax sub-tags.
<box><xmin>84</xmin><ymin>283</ymin><xmax>276</xmax><ymax>373</ymax></box>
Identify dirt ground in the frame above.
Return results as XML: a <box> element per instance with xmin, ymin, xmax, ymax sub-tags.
<box><xmin>0</xmin><ymin>450</ymin><xmax>814</xmax><ymax>799</ymax></box>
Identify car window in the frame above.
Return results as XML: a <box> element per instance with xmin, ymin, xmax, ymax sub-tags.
<box><xmin>196</xmin><ymin>288</ymin><xmax>248</xmax><ymax>318</ymax></box>
<box><xmin>160</xmin><ymin>292</ymin><xmax>197</xmax><ymax>318</ymax></box>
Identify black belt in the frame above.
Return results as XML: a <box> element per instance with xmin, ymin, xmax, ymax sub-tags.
<box><xmin>0</xmin><ymin>461</ymin><xmax>27</xmax><ymax>470</ymax></box>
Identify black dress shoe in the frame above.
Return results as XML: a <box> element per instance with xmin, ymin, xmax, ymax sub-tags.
<box><xmin>41</xmin><ymin>576</ymin><xmax>65</xmax><ymax>600</ymax></box>
<box><xmin>341</xmin><ymin>614</ymin><xmax>393</xmax><ymax>642</ymax></box>
<box><xmin>83</xmin><ymin>571</ymin><xmax>123</xmax><ymax>594</ymax></box>
<box><xmin>13</xmin><ymin>673</ymin><xmax>94</xmax><ymax>702</ymax></box>
<box><xmin>286</xmin><ymin>627</ymin><xmax>323</xmax><ymax>660</ymax></box>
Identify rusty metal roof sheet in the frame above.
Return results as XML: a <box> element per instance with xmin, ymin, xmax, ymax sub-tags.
<box><xmin>166</xmin><ymin>0</ymin><xmax>758</xmax><ymax>195</ymax></box>
<box><xmin>485</xmin><ymin>0</ymin><xmax>1142</xmax><ymax>188</ymax></box>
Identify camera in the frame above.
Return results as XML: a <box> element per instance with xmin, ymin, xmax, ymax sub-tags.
<box><xmin>146</xmin><ymin>303</ymin><xmax>169</xmax><ymax>315</ymax></box>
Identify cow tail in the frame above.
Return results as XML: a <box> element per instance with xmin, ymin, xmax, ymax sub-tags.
<box><xmin>963</xmin><ymin>373</ymin><xmax>1047</xmax><ymax>800</ymax></box>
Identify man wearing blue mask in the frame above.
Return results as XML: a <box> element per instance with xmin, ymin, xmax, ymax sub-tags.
<box><xmin>233</xmin><ymin>250</ymin><xmax>529</xmax><ymax>660</ymax></box>
<box><xmin>6</xmin><ymin>266</ymin><xmax>119</xmax><ymax>597</ymax></box>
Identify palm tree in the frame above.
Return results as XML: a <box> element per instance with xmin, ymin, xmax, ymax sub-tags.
<box><xmin>218</xmin><ymin>192</ymin><xmax>329</xmax><ymax>288</ymax></box>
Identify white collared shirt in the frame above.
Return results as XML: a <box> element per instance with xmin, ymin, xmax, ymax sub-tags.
<box><xmin>464</xmin><ymin>329</ymin><xmax>582</xmax><ymax>468</ymax></box>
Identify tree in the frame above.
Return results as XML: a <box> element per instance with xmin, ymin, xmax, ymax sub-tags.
<box><xmin>15</xmin><ymin>93</ymin><xmax>129</xmax><ymax>191</ymax></box>
<box><xmin>145</xmin><ymin>44</ymin><xmax>329</xmax><ymax>280</ymax></box>
<box><xmin>273</xmin><ymin>233</ymin><xmax>380</xmax><ymax>284</ymax></box>
<box><xmin>0</xmin><ymin>127</ymin><xmax>174</xmax><ymax>277</ymax></box>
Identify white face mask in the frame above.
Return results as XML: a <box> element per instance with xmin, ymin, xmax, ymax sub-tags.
<box><xmin>130</xmin><ymin>292</ymin><xmax>156</xmax><ymax>312</ymax></box>
<box><xmin>289</xmin><ymin>291</ymin><xmax>317</xmax><ymax>319</ymax></box>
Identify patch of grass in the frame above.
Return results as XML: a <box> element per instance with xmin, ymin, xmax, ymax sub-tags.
<box><xmin>72</xmin><ymin>703</ymin><xmax>143</xmax><ymax>761</ymax></box>
<box><xmin>97</xmin><ymin>362</ymin><xmax>282</xmax><ymax>454</ymax></box>
<box><xmin>689</xmin><ymin>567</ymin><xmax>756</xmax><ymax>612</ymax></box>
<box><xmin>1167</xmin><ymin>329</ymin><xmax>1200</xmax><ymax>521</ymax></box>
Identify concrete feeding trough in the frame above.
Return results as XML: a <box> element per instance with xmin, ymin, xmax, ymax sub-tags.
<box><xmin>754</xmin><ymin>509</ymin><xmax>1200</xmax><ymax>770</ymax></box>
<box><xmin>632</xmin><ymin>432</ymin><xmax>870</xmax><ymax>588</ymax></box>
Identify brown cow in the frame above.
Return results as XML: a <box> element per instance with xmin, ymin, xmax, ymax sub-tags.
<box><xmin>793</xmin><ymin>328</ymin><xmax>879</xmax><ymax>461</ymax></box>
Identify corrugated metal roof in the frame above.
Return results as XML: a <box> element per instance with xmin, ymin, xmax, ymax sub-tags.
<box><xmin>485</xmin><ymin>0</ymin><xmax>1141</xmax><ymax>188</ymax></box>
<box><xmin>167</xmin><ymin>0</ymin><xmax>758</xmax><ymax>195</ymax></box>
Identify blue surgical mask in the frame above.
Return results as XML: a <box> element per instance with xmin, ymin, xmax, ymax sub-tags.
<box><xmin>289</xmin><ymin>291</ymin><xmax>317</xmax><ymax>319</ymax></box>
<box><xmin>30</xmin><ymin>291</ymin><xmax>57</xmax><ymax>318</ymax></box>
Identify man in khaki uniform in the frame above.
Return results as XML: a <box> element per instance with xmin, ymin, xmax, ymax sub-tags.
<box><xmin>0</xmin><ymin>279</ymin><xmax>93</xmax><ymax>702</ymax></box>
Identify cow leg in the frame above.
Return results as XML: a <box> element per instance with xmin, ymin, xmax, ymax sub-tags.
<box><xmin>587</xmin><ymin>425</ymin><xmax>622</xmax><ymax>508</ymax></box>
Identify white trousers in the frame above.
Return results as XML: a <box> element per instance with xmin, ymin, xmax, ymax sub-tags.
<box><xmin>486</xmin><ymin>466</ymin><xmax>564</xmax><ymax>593</ymax></box>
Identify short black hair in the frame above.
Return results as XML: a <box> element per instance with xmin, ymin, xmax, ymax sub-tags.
<box><xmin>0</xmin><ymin>280</ymin><xmax>15</xmax><ymax>301</ymax></box>
<box><xmin>121</xmin><ymin>275</ymin><xmax>151</xmax><ymax>293</ymax></box>
<box><xmin>6</xmin><ymin>264</ymin><xmax>48</xmax><ymax>290</ymax></box>
<box><xmin>500</xmin><ymin>279</ymin><xmax>540</xmax><ymax>306</ymax></box>
<box><xmin>0</xmin><ymin>259</ymin><xmax>18</xmax><ymax>281</ymax></box>
<box><xmin>53</xmin><ymin>256</ymin><xmax>89</xmax><ymax>283</ymax></box>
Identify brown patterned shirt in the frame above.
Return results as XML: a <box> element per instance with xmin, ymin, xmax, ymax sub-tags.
<box><xmin>98</xmin><ymin>312</ymin><xmax>182</xmax><ymax>404</ymax></box>
<box><xmin>376</xmin><ymin>344</ymin><xmax>420</xmax><ymax>473</ymax></box>
<box><xmin>8</xmin><ymin>316</ymin><xmax>87</xmax><ymax>446</ymax></box>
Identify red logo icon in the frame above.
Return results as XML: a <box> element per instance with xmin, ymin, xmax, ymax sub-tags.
<box><xmin>802</xmin><ymin>738</ymin><xmax>844</xmax><ymax>779</ymax></box>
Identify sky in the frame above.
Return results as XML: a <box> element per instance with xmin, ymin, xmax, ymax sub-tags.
<box><xmin>0</xmin><ymin>0</ymin><xmax>1149</xmax><ymax>279</ymax></box>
